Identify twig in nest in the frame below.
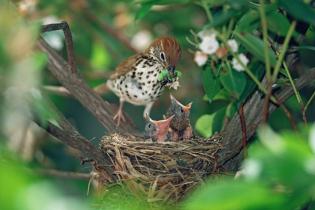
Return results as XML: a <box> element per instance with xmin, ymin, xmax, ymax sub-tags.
<box><xmin>98</xmin><ymin>133</ymin><xmax>223</xmax><ymax>201</ymax></box>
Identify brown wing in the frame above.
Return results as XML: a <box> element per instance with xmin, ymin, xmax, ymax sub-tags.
<box><xmin>109</xmin><ymin>53</ymin><xmax>143</xmax><ymax>80</ymax></box>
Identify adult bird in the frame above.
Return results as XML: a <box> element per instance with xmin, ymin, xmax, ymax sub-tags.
<box><xmin>106</xmin><ymin>37</ymin><xmax>181</xmax><ymax>126</ymax></box>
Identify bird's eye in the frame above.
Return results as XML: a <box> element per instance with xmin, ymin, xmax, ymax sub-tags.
<box><xmin>148</xmin><ymin>123</ymin><xmax>152</xmax><ymax>128</ymax></box>
<box><xmin>160</xmin><ymin>52</ymin><xmax>166</xmax><ymax>61</ymax></box>
<box><xmin>180</xmin><ymin>108</ymin><xmax>184</xmax><ymax>113</ymax></box>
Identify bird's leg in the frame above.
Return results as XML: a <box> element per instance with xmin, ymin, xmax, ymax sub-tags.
<box><xmin>113</xmin><ymin>99</ymin><xmax>125</xmax><ymax>126</ymax></box>
<box><xmin>143</xmin><ymin>101</ymin><xmax>154</xmax><ymax>119</ymax></box>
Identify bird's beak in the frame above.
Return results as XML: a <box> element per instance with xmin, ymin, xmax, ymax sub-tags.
<box><xmin>182</xmin><ymin>102</ymin><xmax>192</xmax><ymax>113</ymax></box>
<box><xmin>153</xmin><ymin>115</ymin><xmax>174</xmax><ymax>143</ymax></box>
<box><xmin>154</xmin><ymin>115</ymin><xmax>174</xmax><ymax>131</ymax></box>
<box><xmin>170</xmin><ymin>94</ymin><xmax>176</xmax><ymax>103</ymax></box>
<box><xmin>167</xmin><ymin>65</ymin><xmax>176</xmax><ymax>76</ymax></box>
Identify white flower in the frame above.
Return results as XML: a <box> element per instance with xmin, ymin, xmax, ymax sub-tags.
<box><xmin>232</xmin><ymin>53</ymin><xmax>249</xmax><ymax>71</ymax></box>
<box><xmin>227</xmin><ymin>39</ymin><xmax>238</xmax><ymax>53</ymax></box>
<box><xmin>199</xmin><ymin>36</ymin><xmax>219</xmax><ymax>55</ymax></box>
<box><xmin>194</xmin><ymin>51</ymin><xmax>208</xmax><ymax>66</ymax></box>
<box><xmin>241</xmin><ymin>159</ymin><xmax>262</xmax><ymax>180</ymax></box>
<box><xmin>198</xmin><ymin>29</ymin><xmax>217</xmax><ymax>40</ymax></box>
<box><xmin>131</xmin><ymin>30</ymin><xmax>153</xmax><ymax>51</ymax></box>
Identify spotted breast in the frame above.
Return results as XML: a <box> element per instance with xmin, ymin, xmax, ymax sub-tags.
<box><xmin>106</xmin><ymin>37</ymin><xmax>181</xmax><ymax>126</ymax></box>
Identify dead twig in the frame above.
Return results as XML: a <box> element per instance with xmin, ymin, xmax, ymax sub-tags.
<box><xmin>41</xmin><ymin>22</ymin><xmax>77</xmax><ymax>74</ymax></box>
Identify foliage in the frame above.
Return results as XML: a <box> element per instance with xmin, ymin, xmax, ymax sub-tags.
<box><xmin>0</xmin><ymin>145</ymin><xmax>89</xmax><ymax>210</ymax></box>
<box><xmin>184</xmin><ymin>126</ymin><xmax>315</xmax><ymax>210</ymax></box>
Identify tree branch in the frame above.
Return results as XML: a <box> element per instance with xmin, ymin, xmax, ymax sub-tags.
<box><xmin>219</xmin><ymin>68</ymin><xmax>315</xmax><ymax>166</ymax></box>
<box><xmin>36</xmin><ymin>168</ymin><xmax>91</xmax><ymax>180</ymax></box>
<box><xmin>36</xmin><ymin>37</ymin><xmax>137</xmax><ymax>135</ymax></box>
<box><xmin>34</xmin><ymin>117</ymin><xmax>116</xmax><ymax>182</ymax></box>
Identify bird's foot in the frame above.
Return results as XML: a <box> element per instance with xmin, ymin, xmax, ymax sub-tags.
<box><xmin>113</xmin><ymin>109</ymin><xmax>126</xmax><ymax>126</ymax></box>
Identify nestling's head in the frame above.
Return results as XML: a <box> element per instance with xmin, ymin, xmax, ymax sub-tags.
<box><xmin>146</xmin><ymin>37</ymin><xmax>181</xmax><ymax>74</ymax></box>
<box><xmin>144</xmin><ymin>114</ymin><xmax>174</xmax><ymax>143</ymax></box>
<box><xmin>170</xmin><ymin>94</ymin><xmax>192</xmax><ymax>118</ymax></box>
<box><xmin>167</xmin><ymin>94</ymin><xmax>192</xmax><ymax>131</ymax></box>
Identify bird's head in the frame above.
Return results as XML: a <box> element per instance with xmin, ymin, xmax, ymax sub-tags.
<box><xmin>144</xmin><ymin>114</ymin><xmax>174</xmax><ymax>143</ymax></box>
<box><xmin>146</xmin><ymin>37</ymin><xmax>181</xmax><ymax>76</ymax></box>
<box><xmin>170</xmin><ymin>94</ymin><xmax>192</xmax><ymax>120</ymax></box>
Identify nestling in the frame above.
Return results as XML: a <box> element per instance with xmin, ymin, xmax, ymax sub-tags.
<box><xmin>144</xmin><ymin>114</ymin><xmax>174</xmax><ymax>143</ymax></box>
<box><xmin>107</xmin><ymin>37</ymin><xmax>181</xmax><ymax>126</ymax></box>
<box><xmin>165</xmin><ymin>95</ymin><xmax>193</xmax><ymax>140</ymax></box>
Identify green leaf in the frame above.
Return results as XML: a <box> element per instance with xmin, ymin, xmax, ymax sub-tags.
<box><xmin>279</xmin><ymin>0</ymin><xmax>315</xmax><ymax>25</ymax></box>
<box><xmin>226</xmin><ymin>102</ymin><xmax>237</xmax><ymax>118</ymax></box>
<box><xmin>175</xmin><ymin>70</ymin><xmax>182</xmax><ymax>77</ymax></box>
<box><xmin>235</xmin><ymin>5</ymin><xmax>278</xmax><ymax>32</ymax></box>
<box><xmin>135</xmin><ymin>3</ymin><xmax>152</xmax><ymax>20</ymax></box>
<box><xmin>205</xmin><ymin>9</ymin><xmax>242</xmax><ymax>28</ymax></box>
<box><xmin>235</xmin><ymin>10</ymin><xmax>260</xmax><ymax>32</ymax></box>
<box><xmin>239</xmin><ymin>61</ymin><xmax>264</xmax><ymax>102</ymax></box>
<box><xmin>195</xmin><ymin>114</ymin><xmax>215</xmax><ymax>138</ymax></box>
<box><xmin>184</xmin><ymin>179</ymin><xmax>284</xmax><ymax>210</ymax></box>
<box><xmin>266</xmin><ymin>12</ymin><xmax>292</xmax><ymax>36</ymax></box>
<box><xmin>212</xmin><ymin>107</ymin><xmax>226</xmax><ymax>133</ymax></box>
<box><xmin>158</xmin><ymin>69</ymin><xmax>169</xmax><ymax>81</ymax></box>
<box><xmin>220</xmin><ymin>66</ymin><xmax>246</xmax><ymax>99</ymax></box>
<box><xmin>201</xmin><ymin>65</ymin><xmax>221</xmax><ymax>100</ymax></box>
<box><xmin>234</xmin><ymin>32</ymin><xmax>277</xmax><ymax>66</ymax></box>
<box><xmin>91</xmin><ymin>43</ymin><xmax>110</xmax><ymax>70</ymax></box>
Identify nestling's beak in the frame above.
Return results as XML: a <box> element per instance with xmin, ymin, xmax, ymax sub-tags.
<box><xmin>151</xmin><ymin>115</ymin><xmax>174</xmax><ymax>143</ymax></box>
<box><xmin>154</xmin><ymin>115</ymin><xmax>174</xmax><ymax>132</ymax></box>
<box><xmin>182</xmin><ymin>102</ymin><xmax>192</xmax><ymax>113</ymax></box>
<box><xmin>170</xmin><ymin>94</ymin><xmax>192</xmax><ymax>113</ymax></box>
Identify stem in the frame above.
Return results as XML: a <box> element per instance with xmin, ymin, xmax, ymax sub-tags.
<box><xmin>272</xmin><ymin>21</ymin><xmax>296</xmax><ymax>82</ymax></box>
<box><xmin>259</xmin><ymin>0</ymin><xmax>271</xmax><ymax>81</ymax></box>
<box><xmin>201</xmin><ymin>0</ymin><xmax>213</xmax><ymax>23</ymax></box>
<box><xmin>305</xmin><ymin>90</ymin><xmax>315</xmax><ymax>113</ymax></box>
<box><xmin>283</xmin><ymin>62</ymin><xmax>303</xmax><ymax>105</ymax></box>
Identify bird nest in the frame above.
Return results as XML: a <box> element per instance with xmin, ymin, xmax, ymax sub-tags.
<box><xmin>97</xmin><ymin>133</ymin><xmax>223</xmax><ymax>202</ymax></box>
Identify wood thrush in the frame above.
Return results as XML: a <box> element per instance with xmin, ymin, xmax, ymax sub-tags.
<box><xmin>107</xmin><ymin>37</ymin><xmax>181</xmax><ymax>126</ymax></box>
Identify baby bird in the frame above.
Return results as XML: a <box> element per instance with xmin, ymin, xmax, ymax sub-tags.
<box><xmin>144</xmin><ymin>114</ymin><xmax>174</xmax><ymax>143</ymax></box>
<box><xmin>165</xmin><ymin>95</ymin><xmax>193</xmax><ymax>140</ymax></box>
